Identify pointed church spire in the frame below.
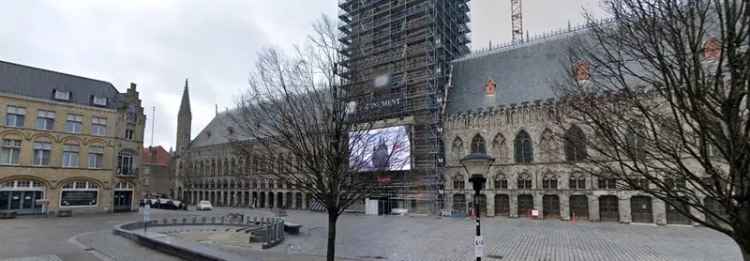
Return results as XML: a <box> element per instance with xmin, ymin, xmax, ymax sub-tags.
<box><xmin>180</xmin><ymin>78</ymin><xmax>191</xmax><ymax>115</ymax></box>
<box><xmin>176</xmin><ymin>78</ymin><xmax>192</xmax><ymax>155</ymax></box>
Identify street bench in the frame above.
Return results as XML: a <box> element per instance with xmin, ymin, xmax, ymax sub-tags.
<box><xmin>57</xmin><ymin>210</ymin><xmax>73</xmax><ymax>217</ymax></box>
<box><xmin>284</xmin><ymin>222</ymin><xmax>302</xmax><ymax>235</ymax></box>
<box><xmin>0</xmin><ymin>210</ymin><xmax>17</xmax><ymax>219</ymax></box>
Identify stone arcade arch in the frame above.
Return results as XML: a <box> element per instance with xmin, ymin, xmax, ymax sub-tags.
<box><xmin>494</xmin><ymin>194</ymin><xmax>510</xmax><ymax>216</ymax></box>
<box><xmin>517</xmin><ymin>194</ymin><xmax>534</xmax><ymax>217</ymax></box>
<box><xmin>295</xmin><ymin>192</ymin><xmax>302</xmax><ymax>209</ymax></box>
<box><xmin>599</xmin><ymin>195</ymin><xmax>619</xmax><ymax>222</ymax></box>
<box><xmin>570</xmin><ymin>195</ymin><xmax>589</xmax><ymax>220</ymax></box>
<box><xmin>631</xmin><ymin>196</ymin><xmax>654</xmax><ymax>223</ymax></box>
<box><xmin>542</xmin><ymin>194</ymin><xmax>560</xmax><ymax>219</ymax></box>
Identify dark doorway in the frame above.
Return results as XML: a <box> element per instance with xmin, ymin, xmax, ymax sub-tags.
<box><xmin>476</xmin><ymin>194</ymin><xmax>487</xmax><ymax>217</ymax></box>
<box><xmin>542</xmin><ymin>195</ymin><xmax>560</xmax><ymax>219</ymax></box>
<box><xmin>599</xmin><ymin>195</ymin><xmax>619</xmax><ymax>222</ymax></box>
<box><xmin>259</xmin><ymin>192</ymin><xmax>266</xmax><ymax>208</ymax></box>
<box><xmin>305</xmin><ymin>193</ymin><xmax>312</xmax><ymax>209</ymax></box>
<box><xmin>295</xmin><ymin>193</ymin><xmax>302</xmax><ymax>209</ymax></box>
<box><xmin>452</xmin><ymin>194</ymin><xmax>466</xmax><ymax>216</ymax></box>
<box><xmin>286</xmin><ymin>192</ymin><xmax>293</xmax><ymax>209</ymax></box>
<box><xmin>494</xmin><ymin>194</ymin><xmax>510</xmax><ymax>216</ymax></box>
<box><xmin>113</xmin><ymin>191</ymin><xmax>132</xmax><ymax>212</ymax></box>
<box><xmin>631</xmin><ymin>196</ymin><xmax>653</xmax><ymax>223</ymax></box>
<box><xmin>277</xmin><ymin>192</ymin><xmax>284</xmax><ymax>208</ymax></box>
<box><xmin>252</xmin><ymin>192</ymin><xmax>258</xmax><ymax>207</ymax></box>
<box><xmin>666</xmin><ymin>200</ymin><xmax>691</xmax><ymax>225</ymax></box>
<box><xmin>570</xmin><ymin>195</ymin><xmax>589</xmax><ymax>220</ymax></box>
<box><xmin>268</xmin><ymin>192</ymin><xmax>275</xmax><ymax>208</ymax></box>
<box><xmin>518</xmin><ymin>194</ymin><xmax>534</xmax><ymax>217</ymax></box>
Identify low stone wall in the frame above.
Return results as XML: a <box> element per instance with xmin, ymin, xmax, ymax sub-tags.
<box><xmin>113</xmin><ymin>214</ymin><xmax>286</xmax><ymax>261</ymax></box>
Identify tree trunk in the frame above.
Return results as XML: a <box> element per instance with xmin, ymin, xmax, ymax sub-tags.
<box><xmin>327</xmin><ymin>213</ymin><xmax>338</xmax><ymax>261</ymax></box>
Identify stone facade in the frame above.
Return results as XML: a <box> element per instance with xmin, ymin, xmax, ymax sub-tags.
<box><xmin>0</xmin><ymin>60</ymin><xmax>145</xmax><ymax>215</ymax></box>
<box><xmin>173</xmin><ymin>82</ymin><xmax>309</xmax><ymax>210</ymax></box>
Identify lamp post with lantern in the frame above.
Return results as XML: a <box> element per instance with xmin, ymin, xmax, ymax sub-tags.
<box><xmin>460</xmin><ymin>152</ymin><xmax>495</xmax><ymax>261</ymax></box>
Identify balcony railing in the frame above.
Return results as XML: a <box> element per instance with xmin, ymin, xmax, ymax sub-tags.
<box><xmin>117</xmin><ymin>167</ymin><xmax>139</xmax><ymax>177</ymax></box>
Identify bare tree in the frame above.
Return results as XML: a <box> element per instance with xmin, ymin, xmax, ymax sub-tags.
<box><xmin>555</xmin><ymin>0</ymin><xmax>749</xmax><ymax>259</ymax></box>
<box><xmin>227</xmin><ymin>15</ymin><xmax>410</xmax><ymax>261</ymax></box>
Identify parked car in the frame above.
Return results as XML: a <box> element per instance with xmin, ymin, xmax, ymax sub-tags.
<box><xmin>197</xmin><ymin>200</ymin><xmax>213</xmax><ymax>211</ymax></box>
<box><xmin>140</xmin><ymin>198</ymin><xmax>185</xmax><ymax>210</ymax></box>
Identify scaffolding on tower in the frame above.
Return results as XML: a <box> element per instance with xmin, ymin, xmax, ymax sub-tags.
<box><xmin>337</xmin><ymin>0</ymin><xmax>470</xmax><ymax>215</ymax></box>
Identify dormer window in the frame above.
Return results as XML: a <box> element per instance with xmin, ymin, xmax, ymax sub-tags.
<box><xmin>54</xmin><ymin>90</ymin><xmax>71</xmax><ymax>101</ymax></box>
<box><xmin>574</xmin><ymin>61</ymin><xmax>591</xmax><ymax>81</ymax></box>
<box><xmin>92</xmin><ymin>96</ymin><xmax>108</xmax><ymax>106</ymax></box>
<box><xmin>704</xmin><ymin>38</ymin><xmax>721</xmax><ymax>60</ymax></box>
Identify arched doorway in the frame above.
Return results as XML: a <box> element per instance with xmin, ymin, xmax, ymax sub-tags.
<box><xmin>0</xmin><ymin>180</ymin><xmax>45</xmax><ymax>215</ymax></box>
<box><xmin>631</xmin><ymin>196</ymin><xmax>653</xmax><ymax>223</ymax></box>
<box><xmin>268</xmin><ymin>192</ymin><xmax>275</xmax><ymax>208</ymax></box>
<box><xmin>599</xmin><ymin>195</ymin><xmax>619</xmax><ymax>222</ymax></box>
<box><xmin>259</xmin><ymin>192</ymin><xmax>266</xmax><ymax>208</ymax></box>
<box><xmin>113</xmin><ymin>182</ymin><xmax>134</xmax><ymax>212</ymax></box>
<box><xmin>452</xmin><ymin>194</ymin><xmax>466</xmax><ymax>216</ymax></box>
<box><xmin>494</xmin><ymin>194</ymin><xmax>510</xmax><ymax>216</ymax></box>
<box><xmin>542</xmin><ymin>195</ymin><xmax>560</xmax><ymax>219</ymax></box>
<box><xmin>666</xmin><ymin>200</ymin><xmax>691</xmax><ymax>225</ymax></box>
<box><xmin>295</xmin><ymin>193</ymin><xmax>302</xmax><ymax>209</ymax></box>
<box><xmin>570</xmin><ymin>195</ymin><xmax>589</xmax><ymax>220</ymax></box>
<box><xmin>517</xmin><ymin>194</ymin><xmax>534</xmax><ymax>217</ymax></box>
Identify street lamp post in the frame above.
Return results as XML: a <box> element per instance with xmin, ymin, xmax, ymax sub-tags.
<box><xmin>461</xmin><ymin>153</ymin><xmax>495</xmax><ymax>261</ymax></box>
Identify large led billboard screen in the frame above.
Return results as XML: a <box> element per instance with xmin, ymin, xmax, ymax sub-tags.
<box><xmin>349</xmin><ymin>126</ymin><xmax>412</xmax><ymax>172</ymax></box>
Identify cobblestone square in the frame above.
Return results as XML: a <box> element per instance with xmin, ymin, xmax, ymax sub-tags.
<box><xmin>0</xmin><ymin>208</ymin><xmax>743</xmax><ymax>261</ymax></box>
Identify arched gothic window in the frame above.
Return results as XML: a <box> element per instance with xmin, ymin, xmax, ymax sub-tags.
<box><xmin>514</xmin><ymin>130</ymin><xmax>533</xmax><ymax>163</ymax></box>
<box><xmin>451</xmin><ymin>137</ymin><xmax>464</xmax><ymax>160</ymax></box>
<box><xmin>453</xmin><ymin>174</ymin><xmax>465</xmax><ymax>190</ymax></box>
<box><xmin>564</xmin><ymin>125</ymin><xmax>588</xmax><ymax>162</ymax></box>
<box><xmin>517</xmin><ymin>173</ymin><xmax>532</xmax><ymax>189</ymax></box>
<box><xmin>470</xmin><ymin>134</ymin><xmax>486</xmax><ymax>154</ymax></box>
<box><xmin>491</xmin><ymin>133</ymin><xmax>508</xmax><ymax>162</ymax></box>
<box><xmin>539</xmin><ymin>129</ymin><xmax>556</xmax><ymax>162</ymax></box>
<box><xmin>569</xmin><ymin>173</ymin><xmax>586</xmax><ymax>190</ymax></box>
<box><xmin>625</xmin><ymin>128</ymin><xmax>645</xmax><ymax>160</ymax></box>
<box><xmin>542</xmin><ymin>172</ymin><xmax>558</xmax><ymax>189</ymax></box>
<box><xmin>494</xmin><ymin>173</ymin><xmax>508</xmax><ymax>189</ymax></box>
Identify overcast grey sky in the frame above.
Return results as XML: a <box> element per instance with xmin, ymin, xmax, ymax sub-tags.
<box><xmin>0</xmin><ymin>0</ymin><xmax>603</xmax><ymax>150</ymax></box>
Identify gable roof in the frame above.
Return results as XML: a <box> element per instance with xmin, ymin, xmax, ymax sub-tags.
<box><xmin>143</xmin><ymin>146</ymin><xmax>171</xmax><ymax>167</ymax></box>
<box><xmin>0</xmin><ymin>60</ymin><xmax>121</xmax><ymax>108</ymax></box>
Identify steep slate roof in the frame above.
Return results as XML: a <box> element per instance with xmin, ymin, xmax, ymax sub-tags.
<box><xmin>0</xmin><ymin>60</ymin><xmax>121</xmax><ymax>108</ymax></box>
<box><xmin>190</xmin><ymin>110</ymin><xmax>246</xmax><ymax>148</ymax></box>
<box><xmin>446</xmin><ymin>31</ymin><xmax>583</xmax><ymax>115</ymax></box>
<box><xmin>143</xmin><ymin>146</ymin><xmax>171</xmax><ymax>167</ymax></box>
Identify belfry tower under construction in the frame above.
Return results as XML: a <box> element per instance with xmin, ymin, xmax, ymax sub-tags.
<box><xmin>337</xmin><ymin>0</ymin><xmax>471</xmax><ymax>213</ymax></box>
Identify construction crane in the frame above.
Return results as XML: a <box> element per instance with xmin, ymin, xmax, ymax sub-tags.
<box><xmin>511</xmin><ymin>0</ymin><xmax>523</xmax><ymax>43</ymax></box>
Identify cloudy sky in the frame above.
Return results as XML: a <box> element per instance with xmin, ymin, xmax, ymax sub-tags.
<box><xmin>0</xmin><ymin>0</ymin><xmax>603</xmax><ymax>150</ymax></box>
